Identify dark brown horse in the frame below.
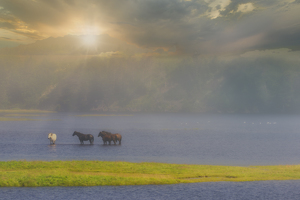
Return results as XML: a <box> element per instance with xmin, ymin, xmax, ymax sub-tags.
<box><xmin>72</xmin><ymin>131</ymin><xmax>94</xmax><ymax>144</ymax></box>
<box><xmin>98</xmin><ymin>131</ymin><xmax>115</xmax><ymax>145</ymax></box>
<box><xmin>98</xmin><ymin>131</ymin><xmax>122</xmax><ymax>145</ymax></box>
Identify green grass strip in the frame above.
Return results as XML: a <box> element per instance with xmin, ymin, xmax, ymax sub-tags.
<box><xmin>1</xmin><ymin>161</ymin><xmax>300</xmax><ymax>187</ymax></box>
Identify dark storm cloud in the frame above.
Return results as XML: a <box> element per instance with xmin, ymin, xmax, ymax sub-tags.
<box><xmin>95</xmin><ymin>0</ymin><xmax>210</xmax><ymax>53</ymax></box>
<box><xmin>90</xmin><ymin>0</ymin><xmax>300</xmax><ymax>54</ymax></box>
<box><xmin>200</xmin><ymin>1</ymin><xmax>300</xmax><ymax>54</ymax></box>
<box><xmin>219</xmin><ymin>0</ymin><xmax>285</xmax><ymax>16</ymax></box>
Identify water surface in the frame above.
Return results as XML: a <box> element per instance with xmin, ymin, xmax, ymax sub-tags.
<box><xmin>1</xmin><ymin>113</ymin><xmax>300</xmax><ymax>165</ymax></box>
<box><xmin>1</xmin><ymin>113</ymin><xmax>300</xmax><ymax>199</ymax></box>
<box><xmin>2</xmin><ymin>180</ymin><xmax>300</xmax><ymax>200</ymax></box>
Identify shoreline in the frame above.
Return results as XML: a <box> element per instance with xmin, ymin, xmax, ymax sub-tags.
<box><xmin>1</xmin><ymin>160</ymin><xmax>300</xmax><ymax>187</ymax></box>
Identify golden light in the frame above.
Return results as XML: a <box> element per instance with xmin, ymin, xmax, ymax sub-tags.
<box><xmin>70</xmin><ymin>24</ymin><xmax>102</xmax><ymax>47</ymax></box>
<box><xmin>81</xmin><ymin>25</ymin><xmax>100</xmax><ymax>47</ymax></box>
<box><xmin>81</xmin><ymin>35</ymin><xmax>98</xmax><ymax>46</ymax></box>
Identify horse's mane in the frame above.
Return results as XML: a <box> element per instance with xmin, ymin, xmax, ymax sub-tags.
<box><xmin>74</xmin><ymin>131</ymin><xmax>85</xmax><ymax>135</ymax></box>
<box><xmin>101</xmin><ymin>131</ymin><xmax>112</xmax><ymax>135</ymax></box>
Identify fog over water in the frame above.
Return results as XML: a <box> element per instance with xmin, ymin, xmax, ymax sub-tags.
<box><xmin>1</xmin><ymin>113</ymin><xmax>300</xmax><ymax>166</ymax></box>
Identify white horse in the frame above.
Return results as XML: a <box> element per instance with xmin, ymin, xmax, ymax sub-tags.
<box><xmin>48</xmin><ymin>133</ymin><xmax>57</xmax><ymax>145</ymax></box>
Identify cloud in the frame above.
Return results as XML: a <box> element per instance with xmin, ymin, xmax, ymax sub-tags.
<box><xmin>236</xmin><ymin>3</ymin><xmax>255</xmax><ymax>13</ymax></box>
<box><xmin>205</xmin><ymin>0</ymin><xmax>231</xmax><ymax>19</ymax></box>
<box><xmin>0</xmin><ymin>0</ymin><xmax>299</xmax><ymax>55</ymax></box>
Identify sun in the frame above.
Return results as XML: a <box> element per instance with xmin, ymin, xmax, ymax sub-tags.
<box><xmin>81</xmin><ymin>35</ymin><xmax>98</xmax><ymax>46</ymax></box>
<box><xmin>73</xmin><ymin>24</ymin><xmax>101</xmax><ymax>47</ymax></box>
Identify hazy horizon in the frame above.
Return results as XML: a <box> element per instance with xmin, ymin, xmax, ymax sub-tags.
<box><xmin>0</xmin><ymin>0</ymin><xmax>300</xmax><ymax>113</ymax></box>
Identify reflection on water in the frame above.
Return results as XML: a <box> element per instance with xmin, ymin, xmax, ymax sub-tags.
<box><xmin>47</xmin><ymin>144</ymin><xmax>57</xmax><ymax>154</ymax></box>
<box><xmin>2</xmin><ymin>180</ymin><xmax>300</xmax><ymax>200</ymax></box>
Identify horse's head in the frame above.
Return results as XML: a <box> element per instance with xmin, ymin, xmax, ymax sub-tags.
<box><xmin>72</xmin><ymin>131</ymin><xmax>77</xmax><ymax>136</ymax></box>
<box><xmin>48</xmin><ymin>133</ymin><xmax>52</xmax><ymax>139</ymax></box>
<box><xmin>98</xmin><ymin>132</ymin><xmax>103</xmax><ymax>137</ymax></box>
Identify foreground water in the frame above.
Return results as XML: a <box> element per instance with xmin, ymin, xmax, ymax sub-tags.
<box><xmin>1</xmin><ymin>113</ymin><xmax>300</xmax><ymax>199</ymax></box>
<box><xmin>2</xmin><ymin>181</ymin><xmax>300</xmax><ymax>200</ymax></box>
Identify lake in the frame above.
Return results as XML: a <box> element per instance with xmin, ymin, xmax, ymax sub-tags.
<box><xmin>2</xmin><ymin>180</ymin><xmax>300</xmax><ymax>200</ymax></box>
<box><xmin>1</xmin><ymin>113</ymin><xmax>300</xmax><ymax>199</ymax></box>
<box><xmin>1</xmin><ymin>113</ymin><xmax>300</xmax><ymax>165</ymax></box>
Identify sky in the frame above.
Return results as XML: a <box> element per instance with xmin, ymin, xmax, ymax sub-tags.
<box><xmin>0</xmin><ymin>0</ymin><xmax>300</xmax><ymax>57</ymax></box>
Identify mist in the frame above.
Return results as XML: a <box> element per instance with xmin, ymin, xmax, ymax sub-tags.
<box><xmin>0</xmin><ymin>38</ymin><xmax>299</xmax><ymax>113</ymax></box>
<box><xmin>0</xmin><ymin>0</ymin><xmax>300</xmax><ymax>113</ymax></box>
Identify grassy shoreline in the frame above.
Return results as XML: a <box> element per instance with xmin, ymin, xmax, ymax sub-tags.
<box><xmin>1</xmin><ymin>161</ymin><xmax>300</xmax><ymax>187</ymax></box>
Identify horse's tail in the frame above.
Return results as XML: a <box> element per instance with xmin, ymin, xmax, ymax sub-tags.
<box><xmin>116</xmin><ymin>134</ymin><xmax>122</xmax><ymax>141</ymax></box>
<box><xmin>115</xmin><ymin>134</ymin><xmax>122</xmax><ymax>144</ymax></box>
<box><xmin>91</xmin><ymin>135</ymin><xmax>94</xmax><ymax>143</ymax></box>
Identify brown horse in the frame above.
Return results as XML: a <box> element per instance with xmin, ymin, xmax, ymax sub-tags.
<box><xmin>98</xmin><ymin>131</ymin><xmax>116</xmax><ymax>145</ymax></box>
<box><xmin>98</xmin><ymin>131</ymin><xmax>122</xmax><ymax>145</ymax></box>
<box><xmin>72</xmin><ymin>131</ymin><xmax>94</xmax><ymax>144</ymax></box>
<box><xmin>112</xmin><ymin>133</ymin><xmax>122</xmax><ymax>145</ymax></box>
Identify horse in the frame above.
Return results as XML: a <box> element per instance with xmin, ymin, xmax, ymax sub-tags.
<box><xmin>98</xmin><ymin>131</ymin><xmax>116</xmax><ymax>145</ymax></box>
<box><xmin>98</xmin><ymin>131</ymin><xmax>122</xmax><ymax>145</ymax></box>
<box><xmin>112</xmin><ymin>133</ymin><xmax>122</xmax><ymax>145</ymax></box>
<box><xmin>72</xmin><ymin>131</ymin><xmax>94</xmax><ymax>144</ymax></box>
<box><xmin>48</xmin><ymin>133</ymin><xmax>57</xmax><ymax>145</ymax></box>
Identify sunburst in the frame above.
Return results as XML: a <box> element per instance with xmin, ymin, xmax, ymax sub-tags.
<box><xmin>81</xmin><ymin>34</ymin><xmax>98</xmax><ymax>47</ymax></box>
